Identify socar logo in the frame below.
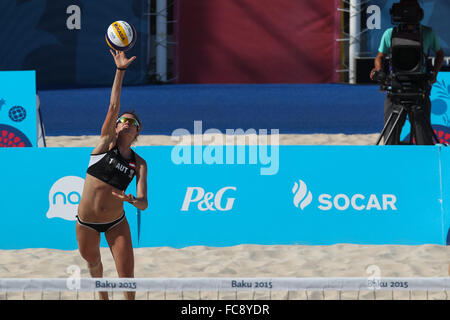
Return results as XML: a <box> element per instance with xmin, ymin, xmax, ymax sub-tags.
<box><xmin>292</xmin><ymin>179</ymin><xmax>313</xmax><ymax>210</ymax></box>
<box><xmin>46</xmin><ymin>176</ymin><xmax>85</xmax><ymax>221</ymax></box>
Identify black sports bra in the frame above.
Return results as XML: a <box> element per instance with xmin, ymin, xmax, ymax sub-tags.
<box><xmin>87</xmin><ymin>146</ymin><xmax>137</xmax><ymax>190</ymax></box>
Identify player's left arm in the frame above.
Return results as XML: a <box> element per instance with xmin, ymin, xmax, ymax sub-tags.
<box><xmin>133</xmin><ymin>154</ymin><xmax>148</xmax><ymax>211</ymax></box>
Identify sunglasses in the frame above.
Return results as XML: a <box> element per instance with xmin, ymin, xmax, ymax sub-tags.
<box><xmin>116</xmin><ymin>116</ymin><xmax>140</xmax><ymax>129</ymax></box>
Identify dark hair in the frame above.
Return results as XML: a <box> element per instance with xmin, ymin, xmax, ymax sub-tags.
<box><xmin>400</xmin><ymin>0</ymin><xmax>421</xmax><ymax>8</ymax></box>
<box><xmin>117</xmin><ymin>110</ymin><xmax>142</xmax><ymax>131</ymax></box>
<box><xmin>397</xmin><ymin>0</ymin><xmax>423</xmax><ymax>21</ymax></box>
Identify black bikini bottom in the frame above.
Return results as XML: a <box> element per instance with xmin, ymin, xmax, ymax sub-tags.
<box><xmin>76</xmin><ymin>212</ymin><xmax>126</xmax><ymax>233</ymax></box>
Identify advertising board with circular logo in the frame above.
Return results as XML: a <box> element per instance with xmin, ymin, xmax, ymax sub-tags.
<box><xmin>0</xmin><ymin>124</ymin><xmax>32</xmax><ymax>147</ymax></box>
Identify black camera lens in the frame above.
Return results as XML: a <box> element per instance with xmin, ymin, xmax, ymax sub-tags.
<box><xmin>392</xmin><ymin>46</ymin><xmax>421</xmax><ymax>72</ymax></box>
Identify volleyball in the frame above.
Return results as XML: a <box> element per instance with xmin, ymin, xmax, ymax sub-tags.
<box><xmin>105</xmin><ymin>21</ymin><xmax>137</xmax><ymax>52</ymax></box>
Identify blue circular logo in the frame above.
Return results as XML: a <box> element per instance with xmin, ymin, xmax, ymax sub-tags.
<box><xmin>0</xmin><ymin>124</ymin><xmax>32</xmax><ymax>147</ymax></box>
<box><xmin>8</xmin><ymin>106</ymin><xmax>27</xmax><ymax>122</ymax></box>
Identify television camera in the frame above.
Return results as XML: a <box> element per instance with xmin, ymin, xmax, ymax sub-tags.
<box><xmin>373</xmin><ymin>1</ymin><xmax>438</xmax><ymax>145</ymax></box>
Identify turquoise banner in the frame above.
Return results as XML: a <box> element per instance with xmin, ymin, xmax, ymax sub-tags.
<box><xmin>430</xmin><ymin>73</ymin><xmax>450</xmax><ymax>142</ymax></box>
<box><xmin>399</xmin><ymin>72</ymin><xmax>450</xmax><ymax>143</ymax></box>
<box><xmin>0</xmin><ymin>146</ymin><xmax>448</xmax><ymax>250</ymax></box>
<box><xmin>0</xmin><ymin>71</ymin><xmax>37</xmax><ymax>147</ymax></box>
<box><xmin>437</xmin><ymin>148</ymin><xmax>450</xmax><ymax>245</ymax></box>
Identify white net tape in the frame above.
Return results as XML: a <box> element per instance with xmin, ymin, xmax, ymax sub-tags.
<box><xmin>1</xmin><ymin>277</ymin><xmax>449</xmax><ymax>292</ymax></box>
<box><xmin>1</xmin><ymin>277</ymin><xmax>449</xmax><ymax>300</ymax></box>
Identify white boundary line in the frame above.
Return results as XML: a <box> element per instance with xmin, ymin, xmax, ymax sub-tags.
<box><xmin>0</xmin><ymin>277</ymin><xmax>449</xmax><ymax>292</ymax></box>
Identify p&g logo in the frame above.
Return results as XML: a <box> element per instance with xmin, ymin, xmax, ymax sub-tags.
<box><xmin>292</xmin><ymin>179</ymin><xmax>397</xmax><ymax>212</ymax></box>
<box><xmin>46</xmin><ymin>176</ymin><xmax>85</xmax><ymax>221</ymax></box>
<box><xmin>181</xmin><ymin>187</ymin><xmax>236</xmax><ymax>212</ymax></box>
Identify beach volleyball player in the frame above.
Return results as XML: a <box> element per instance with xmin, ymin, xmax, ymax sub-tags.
<box><xmin>76</xmin><ymin>50</ymin><xmax>148</xmax><ymax>300</ymax></box>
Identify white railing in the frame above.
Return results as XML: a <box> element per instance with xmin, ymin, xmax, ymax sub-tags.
<box><xmin>1</xmin><ymin>277</ymin><xmax>448</xmax><ymax>300</ymax></box>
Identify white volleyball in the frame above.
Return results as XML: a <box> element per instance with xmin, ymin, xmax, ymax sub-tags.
<box><xmin>105</xmin><ymin>20</ymin><xmax>137</xmax><ymax>52</ymax></box>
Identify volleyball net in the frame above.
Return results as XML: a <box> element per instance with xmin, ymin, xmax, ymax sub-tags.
<box><xmin>0</xmin><ymin>277</ymin><xmax>449</xmax><ymax>300</ymax></box>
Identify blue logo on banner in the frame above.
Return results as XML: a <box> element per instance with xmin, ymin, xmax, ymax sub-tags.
<box><xmin>46</xmin><ymin>176</ymin><xmax>85</xmax><ymax>221</ymax></box>
<box><xmin>292</xmin><ymin>179</ymin><xmax>398</xmax><ymax>212</ymax></box>
<box><xmin>8</xmin><ymin>106</ymin><xmax>27</xmax><ymax>122</ymax></box>
<box><xmin>0</xmin><ymin>124</ymin><xmax>32</xmax><ymax>147</ymax></box>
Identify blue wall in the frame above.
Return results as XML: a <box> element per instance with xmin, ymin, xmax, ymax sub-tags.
<box><xmin>364</xmin><ymin>0</ymin><xmax>449</xmax><ymax>57</ymax></box>
<box><xmin>39</xmin><ymin>84</ymin><xmax>386</xmax><ymax>136</ymax></box>
<box><xmin>38</xmin><ymin>77</ymin><xmax>450</xmax><ymax>137</ymax></box>
<box><xmin>0</xmin><ymin>1</ymin><xmax>149</xmax><ymax>89</ymax></box>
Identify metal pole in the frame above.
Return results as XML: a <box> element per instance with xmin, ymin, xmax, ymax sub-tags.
<box><xmin>156</xmin><ymin>0</ymin><xmax>167</xmax><ymax>82</ymax></box>
<box><xmin>349</xmin><ymin>0</ymin><xmax>361</xmax><ymax>84</ymax></box>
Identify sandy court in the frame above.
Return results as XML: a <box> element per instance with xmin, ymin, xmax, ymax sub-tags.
<box><xmin>0</xmin><ymin>244</ymin><xmax>447</xmax><ymax>279</ymax></box>
<box><xmin>1</xmin><ymin>133</ymin><xmax>448</xmax><ymax>300</ymax></box>
<box><xmin>44</xmin><ymin>133</ymin><xmax>381</xmax><ymax>147</ymax></box>
<box><xmin>0</xmin><ymin>244</ymin><xmax>447</xmax><ymax>300</ymax></box>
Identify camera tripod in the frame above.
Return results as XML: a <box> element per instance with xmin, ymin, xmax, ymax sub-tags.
<box><xmin>375</xmin><ymin>97</ymin><xmax>440</xmax><ymax>145</ymax></box>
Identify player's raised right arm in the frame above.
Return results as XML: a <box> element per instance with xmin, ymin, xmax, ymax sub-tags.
<box><xmin>100</xmin><ymin>50</ymin><xmax>136</xmax><ymax>139</ymax></box>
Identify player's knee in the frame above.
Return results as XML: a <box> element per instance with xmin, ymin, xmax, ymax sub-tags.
<box><xmin>79</xmin><ymin>248</ymin><xmax>101</xmax><ymax>266</ymax></box>
<box><xmin>116</xmin><ymin>260</ymin><xmax>134</xmax><ymax>278</ymax></box>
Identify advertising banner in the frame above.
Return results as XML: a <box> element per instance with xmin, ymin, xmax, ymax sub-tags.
<box><xmin>436</xmin><ymin>148</ymin><xmax>450</xmax><ymax>245</ymax></box>
<box><xmin>0</xmin><ymin>71</ymin><xmax>37</xmax><ymax>147</ymax></box>
<box><xmin>0</xmin><ymin>147</ymin><xmax>138</xmax><ymax>250</ymax></box>
<box><xmin>430</xmin><ymin>73</ymin><xmax>450</xmax><ymax>142</ymax></box>
<box><xmin>0</xmin><ymin>145</ymin><xmax>448</xmax><ymax>250</ymax></box>
<box><xmin>398</xmin><ymin>73</ymin><xmax>450</xmax><ymax>143</ymax></box>
<box><xmin>144</xmin><ymin>145</ymin><xmax>445</xmax><ymax>247</ymax></box>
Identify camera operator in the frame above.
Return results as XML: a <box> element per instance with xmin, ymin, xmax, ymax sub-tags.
<box><xmin>370</xmin><ymin>0</ymin><xmax>444</xmax><ymax>145</ymax></box>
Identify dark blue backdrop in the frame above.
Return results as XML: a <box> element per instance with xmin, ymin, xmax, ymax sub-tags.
<box><xmin>364</xmin><ymin>0</ymin><xmax>450</xmax><ymax>57</ymax></box>
<box><xmin>0</xmin><ymin>0</ymin><xmax>149</xmax><ymax>89</ymax></box>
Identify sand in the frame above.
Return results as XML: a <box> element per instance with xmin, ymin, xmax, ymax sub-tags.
<box><xmin>1</xmin><ymin>134</ymin><xmax>448</xmax><ymax>300</ymax></box>
<box><xmin>44</xmin><ymin>133</ymin><xmax>381</xmax><ymax>147</ymax></box>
